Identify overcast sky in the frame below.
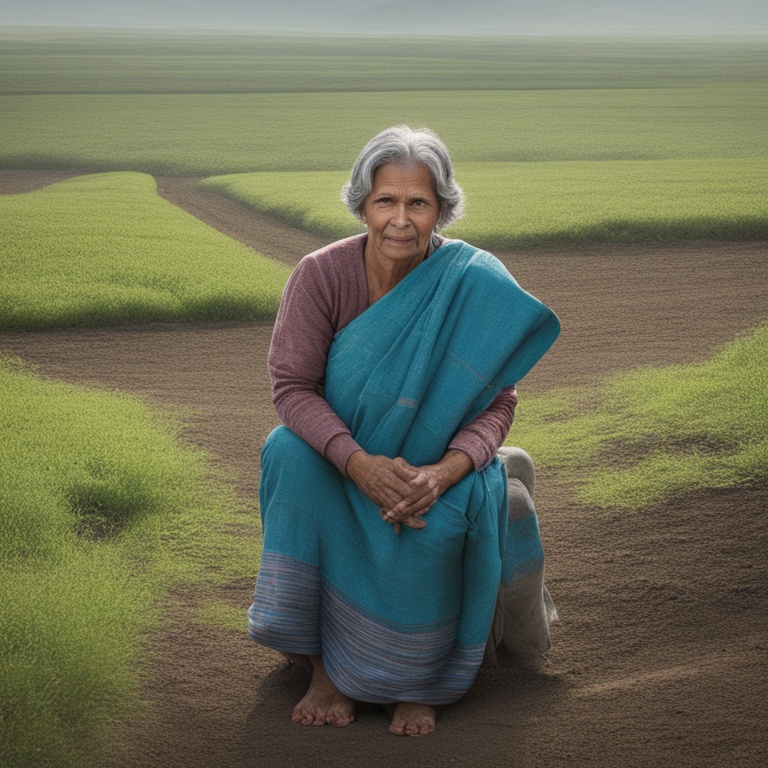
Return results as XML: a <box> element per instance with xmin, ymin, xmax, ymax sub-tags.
<box><xmin>2</xmin><ymin>1</ymin><xmax>767</xmax><ymax>34</ymax></box>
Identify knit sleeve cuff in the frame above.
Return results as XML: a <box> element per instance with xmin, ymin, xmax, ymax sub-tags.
<box><xmin>323</xmin><ymin>432</ymin><xmax>363</xmax><ymax>476</ymax></box>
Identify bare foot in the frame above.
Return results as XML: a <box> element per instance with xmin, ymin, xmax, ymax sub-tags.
<box><xmin>292</xmin><ymin>656</ymin><xmax>355</xmax><ymax>727</ymax></box>
<box><xmin>387</xmin><ymin>702</ymin><xmax>436</xmax><ymax>736</ymax></box>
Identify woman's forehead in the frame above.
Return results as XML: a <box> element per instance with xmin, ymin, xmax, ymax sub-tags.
<box><xmin>371</xmin><ymin>162</ymin><xmax>436</xmax><ymax>191</ymax></box>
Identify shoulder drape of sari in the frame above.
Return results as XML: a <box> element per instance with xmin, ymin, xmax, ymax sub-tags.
<box><xmin>249</xmin><ymin>241</ymin><xmax>559</xmax><ymax>704</ymax></box>
<box><xmin>323</xmin><ymin>240</ymin><xmax>559</xmax><ymax>463</ymax></box>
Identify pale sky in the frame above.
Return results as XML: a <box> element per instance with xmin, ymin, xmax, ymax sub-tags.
<box><xmin>2</xmin><ymin>1</ymin><xmax>767</xmax><ymax>34</ymax></box>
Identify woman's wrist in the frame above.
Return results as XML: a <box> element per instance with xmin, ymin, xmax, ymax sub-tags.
<box><xmin>431</xmin><ymin>449</ymin><xmax>473</xmax><ymax>489</ymax></box>
<box><xmin>344</xmin><ymin>449</ymin><xmax>369</xmax><ymax>481</ymax></box>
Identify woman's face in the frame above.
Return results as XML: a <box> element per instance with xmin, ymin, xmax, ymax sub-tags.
<box><xmin>360</xmin><ymin>163</ymin><xmax>440</xmax><ymax>268</ymax></box>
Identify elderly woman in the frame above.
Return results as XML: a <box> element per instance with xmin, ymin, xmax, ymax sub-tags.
<box><xmin>248</xmin><ymin>126</ymin><xmax>559</xmax><ymax>735</ymax></box>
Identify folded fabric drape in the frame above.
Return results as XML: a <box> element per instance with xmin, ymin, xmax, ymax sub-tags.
<box><xmin>249</xmin><ymin>240</ymin><xmax>559</xmax><ymax>704</ymax></box>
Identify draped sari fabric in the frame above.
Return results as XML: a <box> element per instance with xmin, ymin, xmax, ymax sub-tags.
<box><xmin>249</xmin><ymin>241</ymin><xmax>559</xmax><ymax>704</ymax></box>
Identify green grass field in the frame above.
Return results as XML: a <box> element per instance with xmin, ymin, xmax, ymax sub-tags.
<box><xmin>3</xmin><ymin>30</ymin><xmax>763</xmax><ymax>248</ymax></box>
<box><xmin>200</xmin><ymin>157</ymin><xmax>768</xmax><ymax>247</ymax></box>
<box><xmin>2</xmin><ymin>85</ymin><xmax>764</xmax><ymax>175</ymax></box>
<box><xmin>0</xmin><ymin>172</ymin><xmax>291</xmax><ymax>331</ymax></box>
<box><xmin>3</xmin><ymin>30</ymin><xmax>765</xmax><ymax>94</ymax></box>
<box><xmin>0</xmin><ymin>357</ymin><xmax>257</xmax><ymax>768</ymax></box>
<box><xmin>1</xmin><ymin>30</ymin><xmax>766</xmax><ymax>175</ymax></box>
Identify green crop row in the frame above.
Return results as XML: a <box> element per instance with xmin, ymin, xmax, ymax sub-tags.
<box><xmin>1</xmin><ymin>84</ymin><xmax>765</xmax><ymax>175</ymax></box>
<box><xmin>199</xmin><ymin>157</ymin><xmax>768</xmax><ymax>247</ymax></box>
<box><xmin>0</xmin><ymin>357</ymin><xmax>257</xmax><ymax>768</ymax></box>
<box><xmin>0</xmin><ymin>172</ymin><xmax>291</xmax><ymax>331</ymax></box>
<box><xmin>2</xmin><ymin>29</ymin><xmax>766</xmax><ymax>94</ymax></box>
<box><xmin>508</xmin><ymin>323</ymin><xmax>768</xmax><ymax>508</ymax></box>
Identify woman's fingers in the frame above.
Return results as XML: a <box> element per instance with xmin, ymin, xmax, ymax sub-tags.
<box><xmin>382</xmin><ymin>472</ymin><xmax>440</xmax><ymax>522</ymax></box>
<box><xmin>347</xmin><ymin>452</ymin><xmax>458</xmax><ymax>534</ymax></box>
<box><xmin>379</xmin><ymin>509</ymin><xmax>427</xmax><ymax>536</ymax></box>
<box><xmin>385</xmin><ymin>451</ymin><xmax>473</xmax><ymax>523</ymax></box>
<box><xmin>347</xmin><ymin>452</ymin><xmax>421</xmax><ymax>511</ymax></box>
<box><xmin>350</xmin><ymin>449</ymin><xmax>474</xmax><ymax>535</ymax></box>
<box><xmin>399</xmin><ymin>515</ymin><xmax>427</xmax><ymax>531</ymax></box>
<box><xmin>390</xmin><ymin>457</ymin><xmax>421</xmax><ymax>482</ymax></box>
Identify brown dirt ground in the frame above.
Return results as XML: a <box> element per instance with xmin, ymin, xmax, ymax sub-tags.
<box><xmin>1</xmin><ymin>171</ymin><xmax>767</xmax><ymax>768</ymax></box>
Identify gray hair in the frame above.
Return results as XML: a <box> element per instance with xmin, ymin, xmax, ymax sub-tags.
<box><xmin>341</xmin><ymin>125</ymin><xmax>464</xmax><ymax>230</ymax></box>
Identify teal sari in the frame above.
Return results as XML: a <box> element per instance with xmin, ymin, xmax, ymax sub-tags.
<box><xmin>249</xmin><ymin>241</ymin><xmax>559</xmax><ymax>704</ymax></box>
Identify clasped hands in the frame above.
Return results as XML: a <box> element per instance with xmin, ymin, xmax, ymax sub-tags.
<box><xmin>345</xmin><ymin>449</ymin><xmax>473</xmax><ymax>535</ymax></box>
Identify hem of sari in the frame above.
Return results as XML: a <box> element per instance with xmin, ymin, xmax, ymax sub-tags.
<box><xmin>249</xmin><ymin>551</ymin><xmax>486</xmax><ymax>705</ymax></box>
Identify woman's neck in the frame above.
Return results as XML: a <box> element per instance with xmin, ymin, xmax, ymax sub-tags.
<box><xmin>363</xmin><ymin>236</ymin><xmax>434</xmax><ymax>305</ymax></box>
<box><xmin>365</xmin><ymin>254</ymin><xmax>423</xmax><ymax>304</ymax></box>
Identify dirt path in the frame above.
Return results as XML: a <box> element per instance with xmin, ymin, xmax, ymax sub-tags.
<box><xmin>1</xmin><ymin>171</ymin><xmax>767</xmax><ymax>767</ymax></box>
<box><xmin>155</xmin><ymin>176</ymin><xmax>327</xmax><ymax>268</ymax></box>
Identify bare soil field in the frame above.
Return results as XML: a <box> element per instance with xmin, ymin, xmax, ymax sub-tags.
<box><xmin>1</xmin><ymin>171</ymin><xmax>766</xmax><ymax>767</ymax></box>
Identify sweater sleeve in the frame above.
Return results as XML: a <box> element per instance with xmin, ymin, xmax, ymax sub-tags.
<box><xmin>447</xmin><ymin>386</ymin><xmax>518</xmax><ymax>470</ymax></box>
<box><xmin>268</xmin><ymin>254</ymin><xmax>363</xmax><ymax>475</ymax></box>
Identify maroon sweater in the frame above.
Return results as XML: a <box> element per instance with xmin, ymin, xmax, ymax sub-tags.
<box><xmin>268</xmin><ymin>233</ymin><xmax>518</xmax><ymax>475</ymax></box>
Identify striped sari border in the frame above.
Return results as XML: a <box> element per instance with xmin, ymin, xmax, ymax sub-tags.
<box><xmin>248</xmin><ymin>551</ymin><xmax>322</xmax><ymax>655</ymax></box>
<box><xmin>321</xmin><ymin>580</ymin><xmax>485</xmax><ymax>705</ymax></box>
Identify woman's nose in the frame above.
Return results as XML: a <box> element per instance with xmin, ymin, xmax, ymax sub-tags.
<box><xmin>391</xmin><ymin>204</ymin><xmax>409</xmax><ymax>227</ymax></box>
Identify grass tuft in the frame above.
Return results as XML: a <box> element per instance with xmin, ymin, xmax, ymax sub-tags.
<box><xmin>509</xmin><ymin>324</ymin><xmax>768</xmax><ymax>508</ymax></box>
